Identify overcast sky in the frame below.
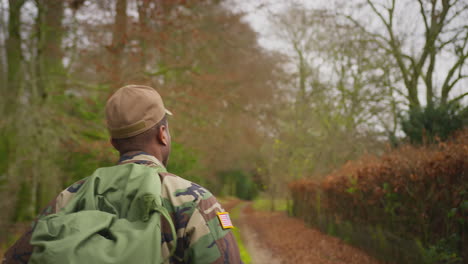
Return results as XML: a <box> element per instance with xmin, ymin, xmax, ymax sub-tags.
<box><xmin>0</xmin><ymin>0</ymin><xmax>466</xmax><ymax>104</ymax></box>
<box><xmin>229</xmin><ymin>0</ymin><xmax>329</xmax><ymax>50</ymax></box>
<box><xmin>230</xmin><ymin>0</ymin><xmax>467</xmax><ymax>105</ymax></box>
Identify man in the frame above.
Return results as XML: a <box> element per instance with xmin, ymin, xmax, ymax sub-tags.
<box><xmin>3</xmin><ymin>85</ymin><xmax>242</xmax><ymax>264</ymax></box>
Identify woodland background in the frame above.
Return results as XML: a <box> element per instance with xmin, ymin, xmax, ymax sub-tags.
<box><xmin>0</xmin><ymin>0</ymin><xmax>467</xmax><ymax>263</ymax></box>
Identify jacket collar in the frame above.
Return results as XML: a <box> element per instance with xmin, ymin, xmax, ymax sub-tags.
<box><xmin>118</xmin><ymin>151</ymin><xmax>165</xmax><ymax>168</ymax></box>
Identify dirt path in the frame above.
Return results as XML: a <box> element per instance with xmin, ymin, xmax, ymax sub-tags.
<box><xmin>237</xmin><ymin>203</ymin><xmax>282</xmax><ymax>264</ymax></box>
<box><xmin>236</xmin><ymin>202</ymin><xmax>382</xmax><ymax>264</ymax></box>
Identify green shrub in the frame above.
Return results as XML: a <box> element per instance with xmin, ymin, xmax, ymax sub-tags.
<box><xmin>218</xmin><ymin>170</ymin><xmax>259</xmax><ymax>200</ymax></box>
<box><xmin>401</xmin><ymin>103</ymin><xmax>467</xmax><ymax>144</ymax></box>
<box><xmin>167</xmin><ymin>142</ymin><xmax>204</xmax><ymax>184</ymax></box>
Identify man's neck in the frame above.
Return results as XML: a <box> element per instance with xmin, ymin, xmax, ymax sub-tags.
<box><xmin>119</xmin><ymin>150</ymin><xmax>165</xmax><ymax>168</ymax></box>
<box><xmin>120</xmin><ymin>147</ymin><xmax>159</xmax><ymax>159</ymax></box>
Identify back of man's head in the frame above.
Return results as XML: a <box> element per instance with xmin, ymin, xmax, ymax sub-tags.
<box><xmin>105</xmin><ymin>85</ymin><xmax>172</xmax><ymax>139</ymax></box>
<box><xmin>105</xmin><ymin>85</ymin><xmax>172</xmax><ymax>161</ymax></box>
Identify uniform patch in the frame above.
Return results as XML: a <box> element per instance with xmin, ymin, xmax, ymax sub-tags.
<box><xmin>217</xmin><ymin>212</ymin><xmax>234</xmax><ymax>229</ymax></box>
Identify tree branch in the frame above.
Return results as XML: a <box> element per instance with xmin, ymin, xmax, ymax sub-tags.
<box><xmin>417</xmin><ymin>0</ymin><xmax>430</xmax><ymax>32</ymax></box>
<box><xmin>441</xmin><ymin>32</ymin><xmax>468</xmax><ymax>103</ymax></box>
<box><xmin>443</xmin><ymin>3</ymin><xmax>468</xmax><ymax>27</ymax></box>
<box><xmin>438</xmin><ymin>29</ymin><xmax>464</xmax><ymax>50</ymax></box>
<box><xmin>366</xmin><ymin>0</ymin><xmax>390</xmax><ymax>28</ymax></box>
<box><xmin>448</xmin><ymin>91</ymin><xmax>468</xmax><ymax>105</ymax></box>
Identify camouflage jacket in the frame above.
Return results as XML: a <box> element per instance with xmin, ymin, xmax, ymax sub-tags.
<box><xmin>2</xmin><ymin>152</ymin><xmax>241</xmax><ymax>264</ymax></box>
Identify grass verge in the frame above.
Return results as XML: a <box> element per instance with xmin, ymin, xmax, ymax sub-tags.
<box><xmin>229</xmin><ymin>203</ymin><xmax>252</xmax><ymax>264</ymax></box>
<box><xmin>252</xmin><ymin>198</ymin><xmax>288</xmax><ymax>212</ymax></box>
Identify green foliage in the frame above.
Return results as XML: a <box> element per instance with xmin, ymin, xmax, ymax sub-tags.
<box><xmin>57</xmin><ymin>93</ymin><xmax>116</xmax><ymax>187</ymax></box>
<box><xmin>167</xmin><ymin>142</ymin><xmax>204</xmax><ymax>184</ymax></box>
<box><xmin>218</xmin><ymin>170</ymin><xmax>259</xmax><ymax>200</ymax></box>
<box><xmin>64</xmin><ymin>92</ymin><xmax>109</xmax><ymax>141</ymax></box>
<box><xmin>59</xmin><ymin>150</ymin><xmax>115</xmax><ymax>187</ymax></box>
<box><xmin>0</xmin><ymin>132</ymin><xmax>12</xmax><ymax>179</ymax></box>
<box><xmin>401</xmin><ymin>103</ymin><xmax>467</xmax><ymax>144</ymax></box>
<box><xmin>252</xmin><ymin>198</ymin><xmax>288</xmax><ymax>212</ymax></box>
<box><xmin>231</xmin><ymin>226</ymin><xmax>252</xmax><ymax>264</ymax></box>
<box><xmin>345</xmin><ymin>176</ymin><xmax>358</xmax><ymax>194</ymax></box>
<box><xmin>421</xmin><ymin>235</ymin><xmax>462</xmax><ymax>264</ymax></box>
<box><xmin>228</xmin><ymin>205</ymin><xmax>252</xmax><ymax>264</ymax></box>
<box><xmin>382</xmin><ymin>183</ymin><xmax>402</xmax><ymax>220</ymax></box>
<box><xmin>13</xmin><ymin>182</ymin><xmax>32</xmax><ymax>222</ymax></box>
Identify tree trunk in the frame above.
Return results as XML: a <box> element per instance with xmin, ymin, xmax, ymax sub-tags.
<box><xmin>36</xmin><ymin>0</ymin><xmax>65</xmax><ymax>100</ymax></box>
<box><xmin>4</xmin><ymin>0</ymin><xmax>26</xmax><ymax>114</ymax></box>
<box><xmin>109</xmin><ymin>0</ymin><xmax>127</xmax><ymax>88</ymax></box>
<box><xmin>137</xmin><ymin>0</ymin><xmax>150</xmax><ymax>71</ymax></box>
<box><xmin>32</xmin><ymin>0</ymin><xmax>65</xmax><ymax>211</ymax></box>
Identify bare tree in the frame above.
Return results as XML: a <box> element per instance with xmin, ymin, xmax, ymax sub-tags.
<box><xmin>344</xmin><ymin>0</ymin><xmax>468</xmax><ymax>109</ymax></box>
<box><xmin>266</xmin><ymin>5</ymin><xmax>389</xmax><ymax>183</ymax></box>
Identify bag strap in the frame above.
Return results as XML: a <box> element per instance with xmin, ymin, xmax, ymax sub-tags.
<box><xmin>151</xmin><ymin>167</ymin><xmax>178</xmax><ymax>262</ymax></box>
<box><xmin>159</xmin><ymin>206</ymin><xmax>177</xmax><ymax>261</ymax></box>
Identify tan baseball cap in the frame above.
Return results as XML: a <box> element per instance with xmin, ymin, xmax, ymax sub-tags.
<box><xmin>105</xmin><ymin>85</ymin><xmax>173</xmax><ymax>139</ymax></box>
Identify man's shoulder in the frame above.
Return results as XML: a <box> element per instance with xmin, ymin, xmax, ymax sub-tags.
<box><xmin>158</xmin><ymin>173</ymin><xmax>240</xmax><ymax>264</ymax></box>
<box><xmin>158</xmin><ymin>171</ymin><xmax>225</xmax><ymax>221</ymax></box>
<box><xmin>56</xmin><ymin>178</ymin><xmax>88</xmax><ymax>212</ymax></box>
<box><xmin>158</xmin><ymin>172</ymin><xmax>215</xmax><ymax>204</ymax></box>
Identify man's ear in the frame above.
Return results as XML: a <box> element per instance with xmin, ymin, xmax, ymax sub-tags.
<box><xmin>110</xmin><ymin>138</ymin><xmax>118</xmax><ymax>150</ymax></box>
<box><xmin>158</xmin><ymin>125</ymin><xmax>169</xmax><ymax>146</ymax></box>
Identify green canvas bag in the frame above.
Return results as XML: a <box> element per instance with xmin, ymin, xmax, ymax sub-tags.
<box><xmin>29</xmin><ymin>163</ymin><xmax>177</xmax><ymax>264</ymax></box>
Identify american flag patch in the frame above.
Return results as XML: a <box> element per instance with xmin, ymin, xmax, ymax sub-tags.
<box><xmin>217</xmin><ymin>212</ymin><xmax>234</xmax><ymax>229</ymax></box>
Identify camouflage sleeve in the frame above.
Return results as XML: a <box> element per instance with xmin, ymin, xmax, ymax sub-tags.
<box><xmin>2</xmin><ymin>179</ymin><xmax>87</xmax><ymax>264</ymax></box>
<box><xmin>159</xmin><ymin>173</ymin><xmax>242</xmax><ymax>264</ymax></box>
<box><xmin>2</xmin><ymin>198</ymin><xmax>56</xmax><ymax>264</ymax></box>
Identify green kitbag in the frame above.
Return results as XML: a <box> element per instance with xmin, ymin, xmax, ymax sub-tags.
<box><xmin>29</xmin><ymin>163</ymin><xmax>177</xmax><ymax>264</ymax></box>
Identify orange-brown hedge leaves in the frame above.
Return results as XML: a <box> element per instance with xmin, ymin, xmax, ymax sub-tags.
<box><xmin>289</xmin><ymin>129</ymin><xmax>468</xmax><ymax>263</ymax></box>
